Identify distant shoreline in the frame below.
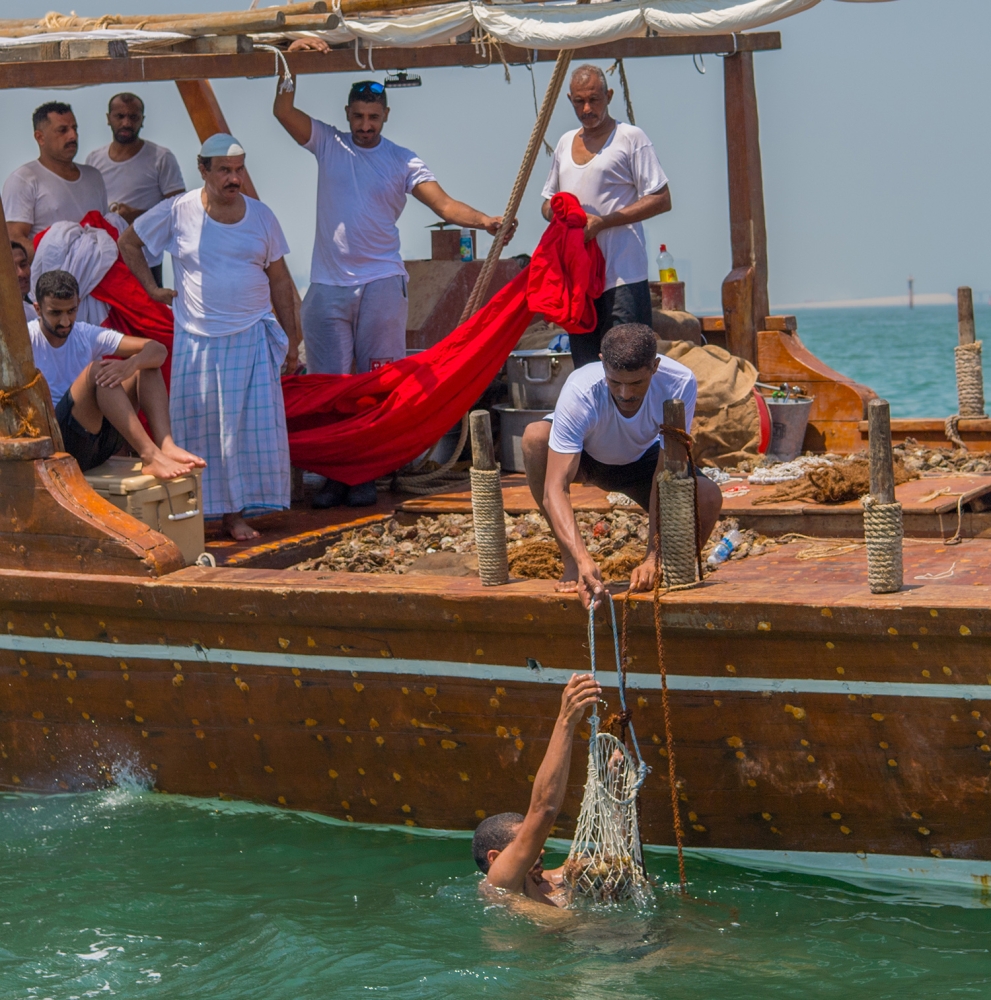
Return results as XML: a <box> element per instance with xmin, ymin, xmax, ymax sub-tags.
<box><xmin>773</xmin><ymin>293</ymin><xmax>959</xmax><ymax>310</ymax></box>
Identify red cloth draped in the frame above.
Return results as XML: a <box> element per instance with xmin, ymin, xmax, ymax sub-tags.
<box><xmin>81</xmin><ymin>211</ymin><xmax>177</xmax><ymax>388</ymax></box>
<box><xmin>43</xmin><ymin>196</ymin><xmax>603</xmax><ymax>488</ymax></box>
<box><xmin>283</xmin><ymin>192</ymin><xmax>604</xmax><ymax>485</ymax></box>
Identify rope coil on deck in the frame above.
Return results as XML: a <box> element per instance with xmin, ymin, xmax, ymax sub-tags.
<box><xmin>469</xmin><ymin>467</ymin><xmax>508</xmax><ymax>585</ymax></box>
<box><xmin>955</xmin><ymin>341</ymin><xmax>985</xmax><ymax>417</ymax></box>
<box><xmin>861</xmin><ymin>495</ymin><xmax>904</xmax><ymax>593</ymax></box>
<box><xmin>658</xmin><ymin>471</ymin><xmax>700</xmax><ymax>589</ymax></box>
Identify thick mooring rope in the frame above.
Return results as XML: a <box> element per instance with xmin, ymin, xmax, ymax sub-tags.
<box><xmin>469</xmin><ymin>467</ymin><xmax>508</xmax><ymax>585</ymax></box>
<box><xmin>658</xmin><ymin>472</ymin><xmax>698</xmax><ymax>588</ymax></box>
<box><xmin>861</xmin><ymin>494</ymin><xmax>904</xmax><ymax>593</ymax></box>
<box><xmin>955</xmin><ymin>341</ymin><xmax>985</xmax><ymax>417</ymax></box>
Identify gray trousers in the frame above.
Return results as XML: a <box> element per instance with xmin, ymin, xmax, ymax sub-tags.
<box><xmin>300</xmin><ymin>275</ymin><xmax>408</xmax><ymax>375</ymax></box>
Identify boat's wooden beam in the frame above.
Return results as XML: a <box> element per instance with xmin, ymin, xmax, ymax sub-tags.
<box><xmin>722</xmin><ymin>50</ymin><xmax>769</xmax><ymax>365</ymax></box>
<box><xmin>0</xmin><ymin>32</ymin><xmax>781</xmax><ymax>90</ymax></box>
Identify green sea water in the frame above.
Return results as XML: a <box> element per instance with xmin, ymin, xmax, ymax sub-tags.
<box><xmin>788</xmin><ymin>304</ymin><xmax>991</xmax><ymax>419</ymax></box>
<box><xmin>2</xmin><ymin>784</ymin><xmax>988</xmax><ymax>1000</ymax></box>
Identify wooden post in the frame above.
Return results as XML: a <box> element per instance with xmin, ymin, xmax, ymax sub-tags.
<box><xmin>722</xmin><ymin>51</ymin><xmax>769</xmax><ymax>365</ymax></box>
<box><xmin>469</xmin><ymin>409</ymin><xmax>496</xmax><ymax>471</ymax></box>
<box><xmin>958</xmin><ymin>287</ymin><xmax>976</xmax><ymax>345</ymax></box>
<box><xmin>469</xmin><ymin>409</ymin><xmax>508</xmax><ymax>585</ymax></box>
<box><xmin>867</xmin><ymin>399</ymin><xmax>895</xmax><ymax>505</ymax></box>
<box><xmin>0</xmin><ymin>200</ymin><xmax>58</xmax><ymax>441</ymax></box>
<box><xmin>663</xmin><ymin>398</ymin><xmax>688</xmax><ymax>478</ymax></box>
<box><xmin>174</xmin><ymin>80</ymin><xmax>260</xmax><ymax>200</ymax></box>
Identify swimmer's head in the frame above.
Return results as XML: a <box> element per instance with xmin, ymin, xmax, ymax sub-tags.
<box><xmin>471</xmin><ymin>812</ymin><xmax>524</xmax><ymax>872</ymax></box>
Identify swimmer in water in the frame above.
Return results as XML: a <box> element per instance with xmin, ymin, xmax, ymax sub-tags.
<box><xmin>473</xmin><ymin>673</ymin><xmax>600</xmax><ymax>909</ymax></box>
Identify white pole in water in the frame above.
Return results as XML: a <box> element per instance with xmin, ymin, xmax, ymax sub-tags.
<box><xmin>908</xmin><ymin>276</ymin><xmax>914</xmax><ymax>309</ymax></box>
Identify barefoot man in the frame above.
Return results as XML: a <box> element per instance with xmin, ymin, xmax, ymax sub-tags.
<box><xmin>522</xmin><ymin>323</ymin><xmax>722</xmax><ymax>608</ymax></box>
<box><xmin>119</xmin><ymin>134</ymin><xmax>300</xmax><ymax>541</ymax></box>
<box><xmin>28</xmin><ymin>269</ymin><xmax>203</xmax><ymax>479</ymax></box>
<box><xmin>474</xmin><ymin>672</ymin><xmax>601</xmax><ymax>908</ymax></box>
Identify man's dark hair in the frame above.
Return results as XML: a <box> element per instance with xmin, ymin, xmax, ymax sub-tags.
<box><xmin>33</xmin><ymin>101</ymin><xmax>73</xmax><ymax>131</ymax></box>
<box><xmin>35</xmin><ymin>269</ymin><xmax>79</xmax><ymax>306</ymax></box>
<box><xmin>471</xmin><ymin>812</ymin><xmax>524</xmax><ymax>873</ymax></box>
<box><xmin>197</xmin><ymin>156</ymin><xmax>213</xmax><ymax>171</ymax></box>
<box><xmin>109</xmin><ymin>91</ymin><xmax>144</xmax><ymax>114</ymax></box>
<box><xmin>10</xmin><ymin>240</ymin><xmax>28</xmax><ymax>259</ymax></box>
<box><xmin>600</xmin><ymin>323</ymin><xmax>658</xmax><ymax>372</ymax></box>
<box><xmin>348</xmin><ymin>82</ymin><xmax>388</xmax><ymax>109</ymax></box>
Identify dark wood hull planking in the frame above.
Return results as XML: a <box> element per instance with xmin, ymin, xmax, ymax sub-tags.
<box><xmin>2</xmin><ymin>540</ymin><xmax>989</xmax><ymax>868</ymax></box>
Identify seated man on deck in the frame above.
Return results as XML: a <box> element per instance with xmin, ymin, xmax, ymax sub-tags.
<box><xmin>473</xmin><ymin>672</ymin><xmax>601</xmax><ymax>907</ymax></box>
<box><xmin>522</xmin><ymin>323</ymin><xmax>723</xmax><ymax>608</ymax></box>
<box><xmin>28</xmin><ymin>269</ymin><xmax>203</xmax><ymax>479</ymax></box>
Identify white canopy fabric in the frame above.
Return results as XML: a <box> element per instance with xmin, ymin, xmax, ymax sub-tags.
<box><xmin>0</xmin><ymin>0</ymin><xmax>894</xmax><ymax>52</ymax></box>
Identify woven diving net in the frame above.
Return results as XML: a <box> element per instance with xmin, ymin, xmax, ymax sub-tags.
<box><xmin>563</xmin><ymin>596</ymin><xmax>651</xmax><ymax>906</ymax></box>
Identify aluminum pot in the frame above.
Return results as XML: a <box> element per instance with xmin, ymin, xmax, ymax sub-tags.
<box><xmin>506</xmin><ymin>350</ymin><xmax>573</xmax><ymax>409</ymax></box>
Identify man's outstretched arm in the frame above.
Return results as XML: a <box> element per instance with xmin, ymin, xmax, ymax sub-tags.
<box><xmin>411</xmin><ymin>181</ymin><xmax>516</xmax><ymax>240</ymax></box>
<box><xmin>485</xmin><ymin>673</ymin><xmax>600</xmax><ymax>894</ymax></box>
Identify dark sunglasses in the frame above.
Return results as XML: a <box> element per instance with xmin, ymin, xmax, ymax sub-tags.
<box><xmin>350</xmin><ymin>80</ymin><xmax>385</xmax><ymax>95</ymax></box>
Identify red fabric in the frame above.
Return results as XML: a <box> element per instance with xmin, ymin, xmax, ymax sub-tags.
<box><xmin>283</xmin><ymin>192</ymin><xmax>602</xmax><ymax>485</ymax></box>
<box><xmin>526</xmin><ymin>192</ymin><xmax>605</xmax><ymax>334</ymax></box>
<box><xmin>81</xmin><ymin>211</ymin><xmax>177</xmax><ymax>388</ymax></box>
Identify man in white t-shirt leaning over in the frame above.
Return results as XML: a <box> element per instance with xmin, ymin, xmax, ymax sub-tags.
<box><xmin>274</xmin><ymin>76</ymin><xmax>513</xmax><ymax>509</ymax></box>
<box><xmin>29</xmin><ymin>268</ymin><xmax>203</xmax><ymax>480</ymax></box>
<box><xmin>119</xmin><ymin>133</ymin><xmax>301</xmax><ymax>543</ymax></box>
<box><xmin>3</xmin><ymin>102</ymin><xmax>108</xmax><ymax>255</ymax></box>
<box><xmin>85</xmin><ymin>92</ymin><xmax>185</xmax><ymax>288</ymax></box>
<box><xmin>521</xmin><ymin>324</ymin><xmax>722</xmax><ymax>609</ymax></box>
<box><xmin>541</xmin><ymin>65</ymin><xmax>671</xmax><ymax>370</ymax></box>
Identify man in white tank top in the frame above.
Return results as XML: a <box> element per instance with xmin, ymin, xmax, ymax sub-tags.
<box><xmin>541</xmin><ymin>65</ymin><xmax>671</xmax><ymax>369</ymax></box>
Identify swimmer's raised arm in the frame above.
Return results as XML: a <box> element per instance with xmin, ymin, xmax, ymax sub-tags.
<box><xmin>484</xmin><ymin>673</ymin><xmax>600</xmax><ymax>894</ymax></box>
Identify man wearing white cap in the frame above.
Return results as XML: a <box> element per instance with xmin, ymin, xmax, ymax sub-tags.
<box><xmin>118</xmin><ymin>133</ymin><xmax>300</xmax><ymax>542</ymax></box>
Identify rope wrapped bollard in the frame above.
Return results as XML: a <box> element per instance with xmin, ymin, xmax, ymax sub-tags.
<box><xmin>658</xmin><ymin>470</ymin><xmax>698</xmax><ymax>588</ymax></box>
<box><xmin>954</xmin><ymin>340</ymin><xmax>985</xmax><ymax>417</ymax></box>
<box><xmin>864</xmin><ymin>398</ymin><xmax>903</xmax><ymax>594</ymax></box>
<box><xmin>469</xmin><ymin>411</ymin><xmax>508</xmax><ymax>586</ymax></box>
<box><xmin>862</xmin><ymin>495</ymin><xmax>904</xmax><ymax>593</ymax></box>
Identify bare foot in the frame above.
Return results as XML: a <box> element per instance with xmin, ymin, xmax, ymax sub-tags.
<box><xmin>223</xmin><ymin>512</ymin><xmax>260</xmax><ymax>541</ymax></box>
<box><xmin>553</xmin><ymin>552</ymin><xmax>579</xmax><ymax>593</ymax></box>
<box><xmin>142</xmin><ymin>452</ymin><xmax>194</xmax><ymax>480</ymax></box>
<box><xmin>162</xmin><ymin>440</ymin><xmax>207</xmax><ymax>468</ymax></box>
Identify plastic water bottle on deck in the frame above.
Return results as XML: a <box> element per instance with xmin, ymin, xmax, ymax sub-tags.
<box><xmin>459</xmin><ymin>228</ymin><xmax>473</xmax><ymax>262</ymax></box>
<box><xmin>707</xmin><ymin>528</ymin><xmax>744</xmax><ymax>568</ymax></box>
<box><xmin>656</xmin><ymin>244</ymin><xmax>678</xmax><ymax>283</ymax></box>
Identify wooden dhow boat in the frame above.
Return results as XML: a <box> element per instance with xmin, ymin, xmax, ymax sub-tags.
<box><xmin>2</xmin><ymin>1</ymin><xmax>990</xmax><ymax>901</ymax></box>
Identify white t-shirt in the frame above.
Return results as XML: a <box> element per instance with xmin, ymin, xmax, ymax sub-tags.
<box><xmin>541</xmin><ymin>123</ymin><xmax>668</xmax><ymax>292</ymax></box>
<box><xmin>2</xmin><ymin>160</ymin><xmax>108</xmax><ymax>238</ymax></box>
<box><xmin>85</xmin><ymin>141</ymin><xmax>185</xmax><ymax>267</ymax></box>
<box><xmin>29</xmin><ymin>318</ymin><xmax>123</xmax><ymax>403</ymax></box>
<box><xmin>303</xmin><ymin>120</ymin><xmax>435</xmax><ymax>287</ymax></box>
<box><xmin>23</xmin><ymin>299</ymin><xmax>36</xmax><ymax>323</ymax></box>
<box><xmin>548</xmin><ymin>357</ymin><xmax>696</xmax><ymax>466</ymax></box>
<box><xmin>134</xmin><ymin>189</ymin><xmax>290</xmax><ymax>338</ymax></box>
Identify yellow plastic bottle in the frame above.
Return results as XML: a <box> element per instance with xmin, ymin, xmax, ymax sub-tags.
<box><xmin>656</xmin><ymin>244</ymin><xmax>678</xmax><ymax>283</ymax></box>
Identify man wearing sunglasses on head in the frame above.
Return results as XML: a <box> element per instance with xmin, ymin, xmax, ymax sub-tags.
<box><xmin>274</xmin><ymin>76</ymin><xmax>514</xmax><ymax>509</ymax></box>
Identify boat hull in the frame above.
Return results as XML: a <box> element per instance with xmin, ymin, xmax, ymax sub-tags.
<box><xmin>2</xmin><ymin>558</ymin><xmax>990</xmax><ymax>876</ymax></box>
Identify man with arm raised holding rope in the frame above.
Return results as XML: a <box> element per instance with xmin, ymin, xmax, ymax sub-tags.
<box><xmin>473</xmin><ymin>672</ymin><xmax>601</xmax><ymax>907</ymax></box>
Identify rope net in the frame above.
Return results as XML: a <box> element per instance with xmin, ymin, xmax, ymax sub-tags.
<box><xmin>564</xmin><ymin>596</ymin><xmax>651</xmax><ymax>906</ymax></box>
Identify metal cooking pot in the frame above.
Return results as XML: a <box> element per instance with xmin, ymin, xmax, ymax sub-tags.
<box><xmin>506</xmin><ymin>350</ymin><xmax>574</xmax><ymax>409</ymax></box>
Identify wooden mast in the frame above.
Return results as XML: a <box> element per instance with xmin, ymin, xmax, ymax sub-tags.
<box><xmin>722</xmin><ymin>49</ymin><xmax>769</xmax><ymax>366</ymax></box>
<box><xmin>0</xmin><ymin>202</ymin><xmax>59</xmax><ymax>442</ymax></box>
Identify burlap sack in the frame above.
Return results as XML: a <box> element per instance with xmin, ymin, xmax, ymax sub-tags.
<box><xmin>658</xmin><ymin>340</ymin><xmax>762</xmax><ymax>468</ymax></box>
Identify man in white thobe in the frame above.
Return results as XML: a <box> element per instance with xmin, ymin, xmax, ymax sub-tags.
<box><xmin>119</xmin><ymin>133</ymin><xmax>301</xmax><ymax>542</ymax></box>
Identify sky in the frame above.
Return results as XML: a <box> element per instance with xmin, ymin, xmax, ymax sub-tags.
<box><xmin>2</xmin><ymin>0</ymin><xmax>989</xmax><ymax>312</ymax></box>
